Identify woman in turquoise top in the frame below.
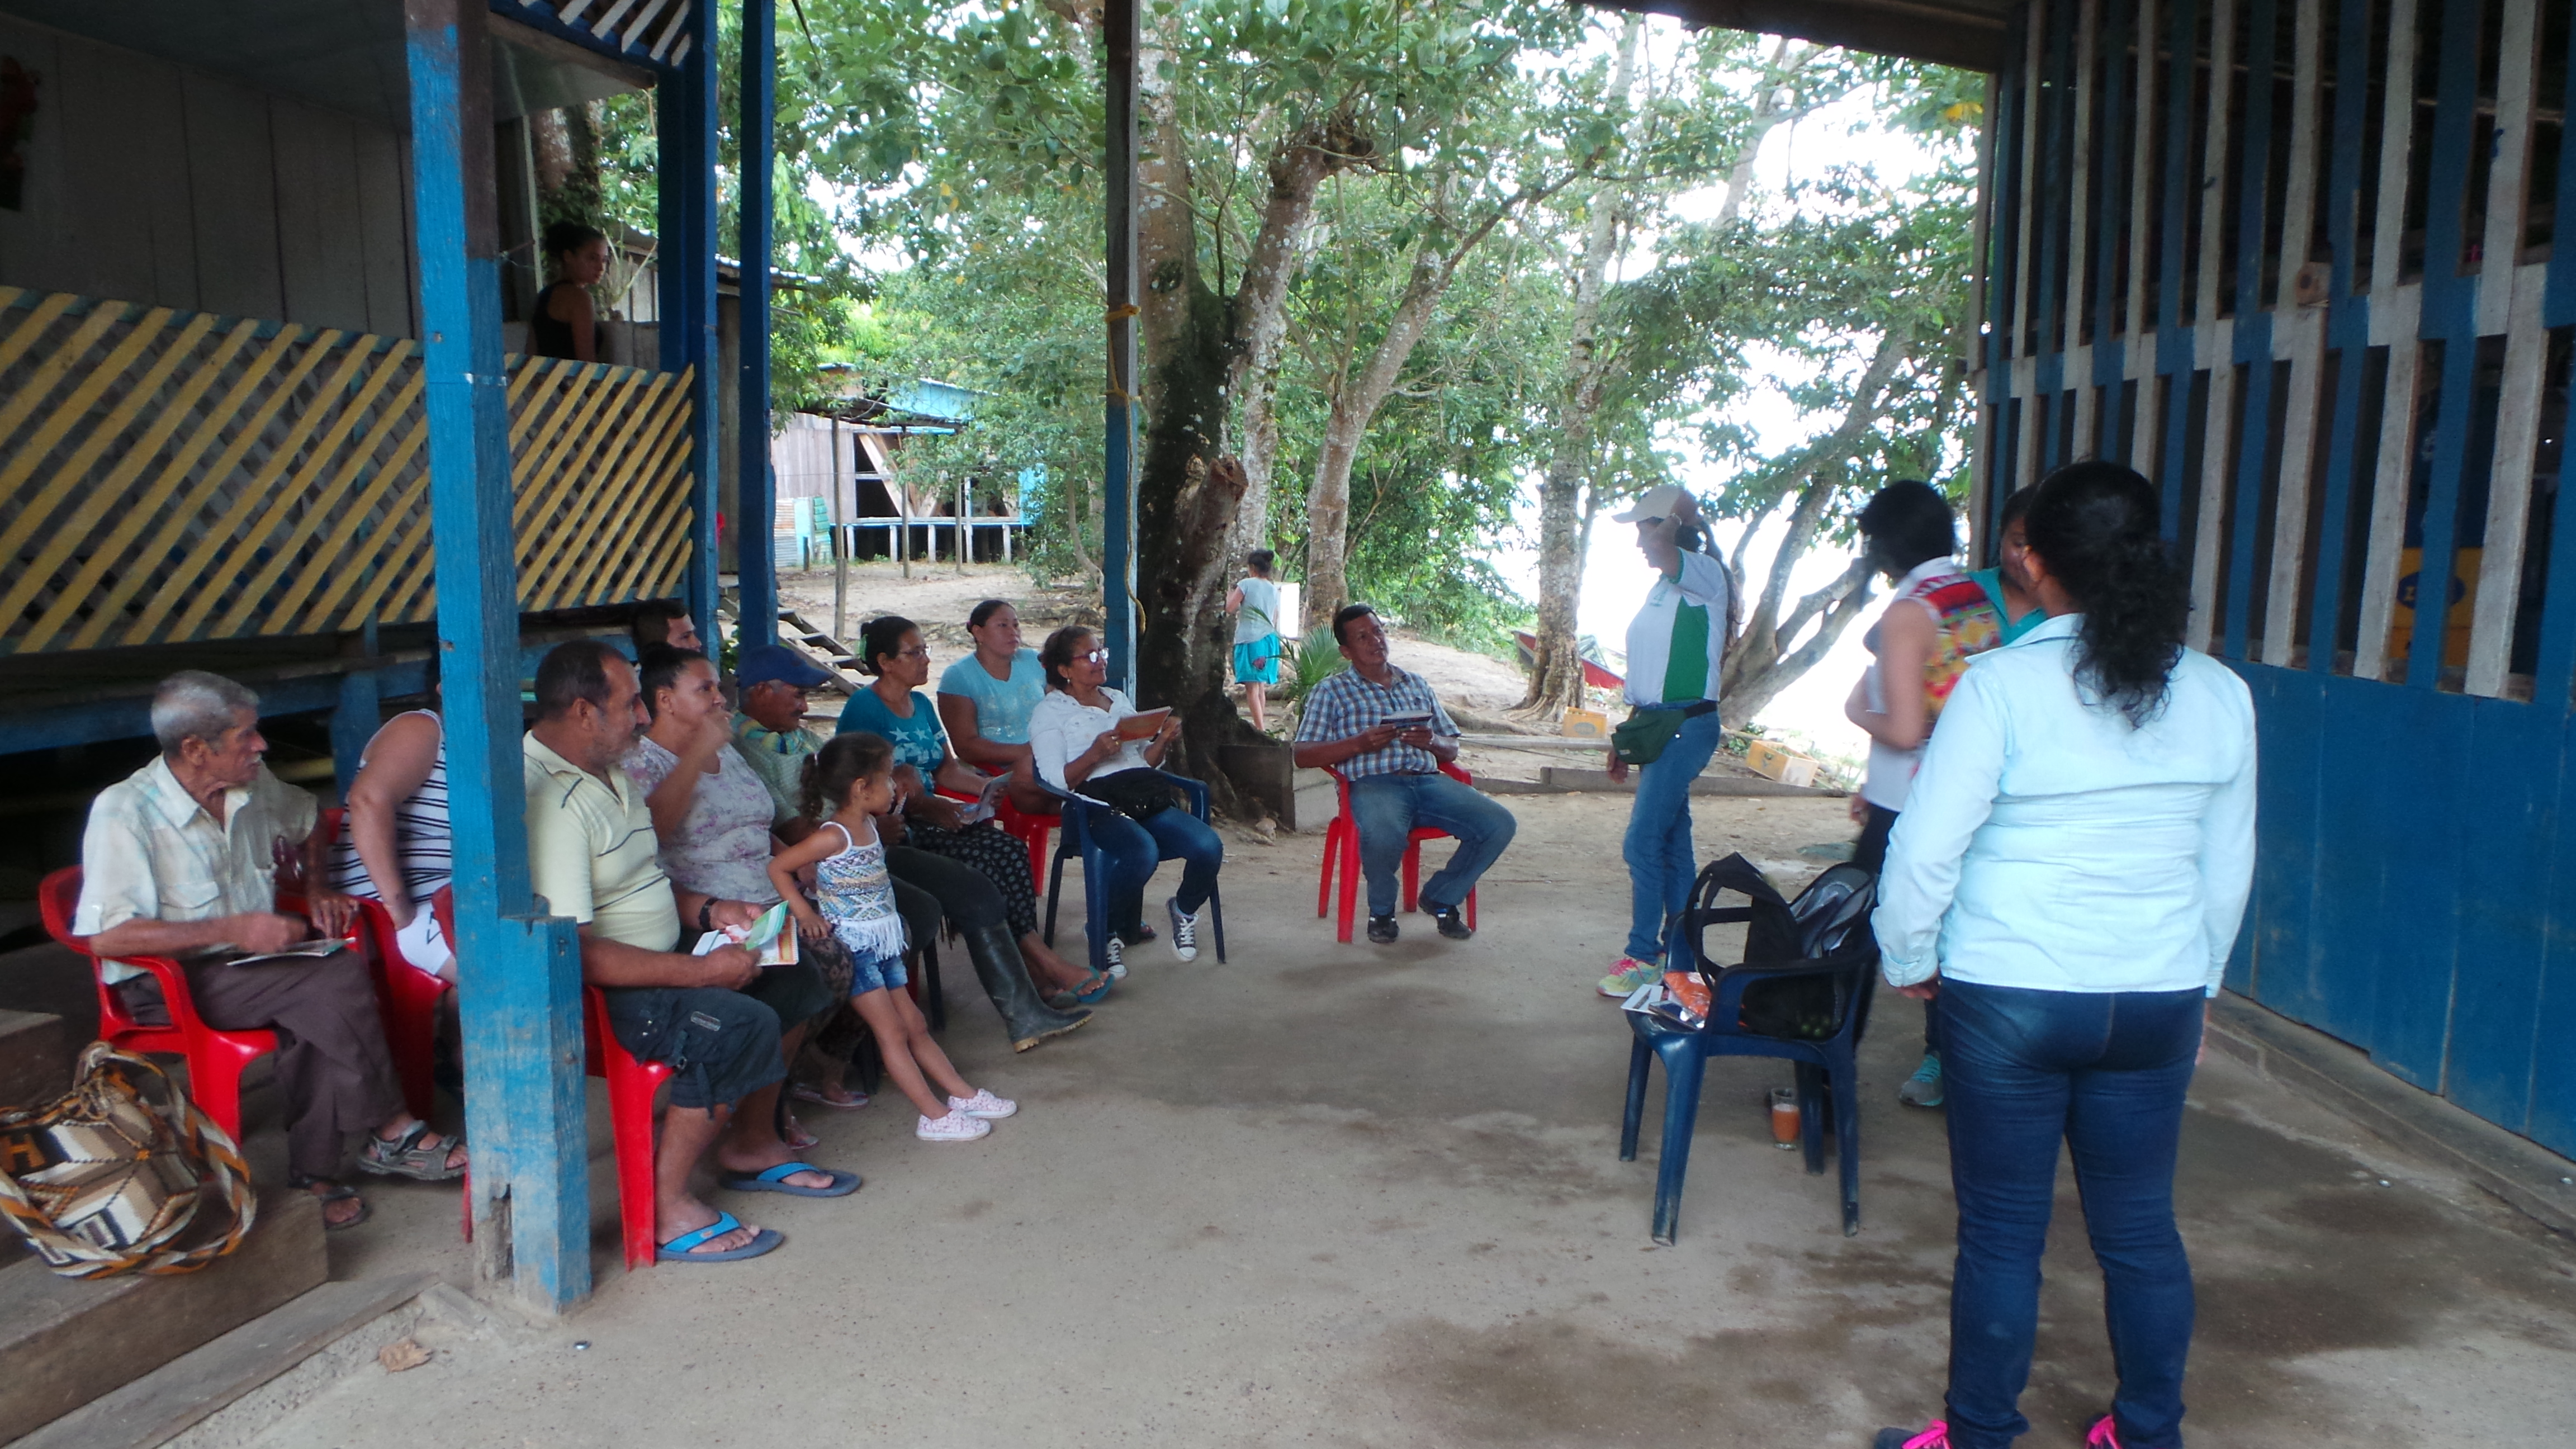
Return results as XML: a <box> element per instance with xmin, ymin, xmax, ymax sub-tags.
<box><xmin>1966</xmin><ymin>486</ymin><xmax>2050</xmax><ymax>645</ymax></box>
<box><xmin>935</xmin><ymin>599</ymin><xmax>1052</xmax><ymax>815</ymax></box>
<box><xmin>839</xmin><ymin>615</ymin><xmax>1107</xmax><ymax>1009</ymax></box>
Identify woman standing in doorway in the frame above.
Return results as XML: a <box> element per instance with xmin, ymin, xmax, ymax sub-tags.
<box><xmin>1870</xmin><ymin>461</ymin><xmax>2255</xmax><ymax>1449</ymax></box>
<box><xmin>1596</xmin><ymin>484</ymin><xmax>1734</xmax><ymax>1000</ymax></box>
<box><xmin>530</xmin><ymin>220</ymin><xmax>609</xmax><ymax>363</ymax></box>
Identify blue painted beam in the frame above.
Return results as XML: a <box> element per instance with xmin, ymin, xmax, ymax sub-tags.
<box><xmin>659</xmin><ymin>0</ymin><xmax>721</xmax><ymax>648</ymax></box>
<box><xmin>404</xmin><ymin>0</ymin><xmax>590</xmax><ymax>1314</ymax></box>
<box><xmin>2152</xmin><ymin>0</ymin><xmax>2201</xmax><ymax>542</ymax></box>
<box><xmin>1102</xmin><ymin>0</ymin><xmax>1139</xmax><ymax>692</ymax></box>
<box><xmin>2403</xmin><ymin>0</ymin><xmax>2490</xmax><ymax>690</ymax></box>
<box><xmin>2221</xmin><ymin>0</ymin><xmax>2283</xmax><ymax>661</ymax></box>
<box><xmin>735</xmin><ymin>0</ymin><xmax>780</xmax><ymax>652</ymax></box>
<box><xmin>2303</xmin><ymin>0</ymin><xmax>2380</xmax><ymax>670</ymax></box>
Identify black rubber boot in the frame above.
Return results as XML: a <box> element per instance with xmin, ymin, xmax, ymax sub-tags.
<box><xmin>961</xmin><ymin>922</ymin><xmax>1089</xmax><ymax>1053</ymax></box>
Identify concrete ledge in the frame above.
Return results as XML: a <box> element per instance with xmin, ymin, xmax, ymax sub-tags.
<box><xmin>1536</xmin><ymin>765</ymin><xmax>1845</xmax><ymax>798</ymax></box>
<box><xmin>19</xmin><ymin>1272</ymin><xmax>437</xmax><ymax>1449</ymax></box>
<box><xmin>2207</xmin><ymin>993</ymin><xmax>2576</xmax><ymax>1237</ymax></box>
<box><xmin>0</xmin><ymin>1186</ymin><xmax>326</xmax><ymax>1442</ymax></box>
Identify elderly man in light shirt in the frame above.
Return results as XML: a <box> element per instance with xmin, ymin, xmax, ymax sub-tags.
<box><xmin>74</xmin><ymin>671</ymin><xmax>466</xmax><ymax>1231</ymax></box>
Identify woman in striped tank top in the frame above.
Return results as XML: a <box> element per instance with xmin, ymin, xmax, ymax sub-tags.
<box><xmin>1845</xmin><ymin>480</ymin><xmax>2002</xmax><ymax>1110</ymax></box>
<box><xmin>329</xmin><ymin>670</ymin><xmax>453</xmax><ymax>979</ymax></box>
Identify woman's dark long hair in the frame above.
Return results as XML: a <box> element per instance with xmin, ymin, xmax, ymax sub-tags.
<box><xmin>2023</xmin><ymin>461</ymin><xmax>2189</xmax><ymax>727</ymax></box>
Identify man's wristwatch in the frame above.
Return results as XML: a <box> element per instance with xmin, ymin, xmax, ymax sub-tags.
<box><xmin>698</xmin><ymin>897</ymin><xmax>717</xmax><ymax>931</ymax></box>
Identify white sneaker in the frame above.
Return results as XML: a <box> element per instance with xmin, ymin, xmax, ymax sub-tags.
<box><xmin>1166</xmin><ymin>897</ymin><xmax>1201</xmax><ymax>962</ymax></box>
<box><xmin>1101</xmin><ymin>932</ymin><xmax>1127</xmax><ymax>980</ymax></box>
<box><xmin>915</xmin><ymin>1110</ymin><xmax>992</xmax><ymax>1142</ymax></box>
<box><xmin>949</xmin><ymin>1089</ymin><xmax>1018</xmax><ymax>1120</ymax></box>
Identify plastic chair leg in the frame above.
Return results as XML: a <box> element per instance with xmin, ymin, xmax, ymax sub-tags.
<box><xmin>920</xmin><ymin>939</ymin><xmax>945</xmax><ymax>1034</ymax></box>
<box><xmin>1649</xmin><ymin>1036</ymin><xmax>1707</xmax><ymax>1245</ymax></box>
<box><xmin>1795</xmin><ymin>1061</ymin><xmax>1829</xmax><ymax>1177</ymax></box>
<box><xmin>1465</xmin><ymin>887</ymin><xmax>1478</xmax><ymax>931</ymax></box>
<box><xmin>1209</xmin><ymin>886</ymin><xmax>1226</xmax><ymax>964</ymax></box>
<box><xmin>1043</xmin><ymin>849</ymin><xmax>1066</xmax><ymax>946</ymax></box>
<box><xmin>1084</xmin><ymin>851</ymin><xmax>1112</xmax><ymax>974</ymax></box>
<box><xmin>1317</xmin><ymin>821</ymin><xmax>1339</xmax><ymax>918</ymax></box>
<box><xmin>1401</xmin><ymin>844</ymin><xmax>1419</xmax><ymax>913</ymax></box>
<box><xmin>191</xmin><ymin>1053</ymin><xmax>252</xmax><ymax>1147</ymax></box>
<box><xmin>1336</xmin><ymin>826</ymin><xmax>1361</xmax><ymax>943</ymax></box>
<box><xmin>609</xmin><ymin>1069</ymin><xmax>661</xmax><ymax>1272</ymax></box>
<box><xmin>1830</xmin><ymin>1047</ymin><xmax>1862</xmax><ymax>1237</ymax></box>
<box><xmin>1619</xmin><ymin>1036</ymin><xmax>1652</xmax><ymax>1161</ymax></box>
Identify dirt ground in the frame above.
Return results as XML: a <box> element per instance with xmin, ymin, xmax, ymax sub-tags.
<box><xmin>172</xmin><ymin>782</ymin><xmax>2576</xmax><ymax>1449</ymax></box>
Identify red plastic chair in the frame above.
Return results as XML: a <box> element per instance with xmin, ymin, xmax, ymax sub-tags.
<box><xmin>935</xmin><ymin>784</ymin><xmax>1059</xmax><ymax>897</ymax></box>
<box><xmin>320</xmin><ymin>808</ymin><xmax>453</xmax><ymax>1120</ymax></box>
<box><xmin>431</xmin><ymin>891</ymin><xmax>666</xmax><ymax>1268</ymax></box>
<box><xmin>584</xmin><ymin>985</ymin><xmax>674</xmax><ymax>1272</ymax></box>
<box><xmin>37</xmin><ymin>866</ymin><xmax>280</xmax><ymax>1144</ymax></box>
<box><xmin>1315</xmin><ymin>763</ymin><xmax>1483</xmax><ymax>944</ymax></box>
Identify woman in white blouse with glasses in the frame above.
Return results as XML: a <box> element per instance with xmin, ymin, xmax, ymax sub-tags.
<box><xmin>1871</xmin><ymin>461</ymin><xmax>2256</xmax><ymax>1449</ymax></box>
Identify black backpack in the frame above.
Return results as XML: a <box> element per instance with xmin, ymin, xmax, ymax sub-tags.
<box><xmin>1671</xmin><ymin>854</ymin><xmax>1880</xmax><ymax>1040</ymax></box>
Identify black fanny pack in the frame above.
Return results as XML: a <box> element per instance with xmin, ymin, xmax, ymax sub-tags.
<box><xmin>1077</xmin><ymin>769</ymin><xmax>1176</xmax><ymax>820</ymax></box>
<box><xmin>1611</xmin><ymin>698</ymin><xmax>1718</xmax><ymax>766</ymax></box>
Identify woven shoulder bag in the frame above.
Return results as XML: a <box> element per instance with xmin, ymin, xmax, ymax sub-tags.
<box><xmin>0</xmin><ymin>1043</ymin><xmax>257</xmax><ymax>1278</ymax></box>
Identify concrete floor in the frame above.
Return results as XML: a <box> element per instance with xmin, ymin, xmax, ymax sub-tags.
<box><xmin>238</xmin><ymin>792</ymin><xmax>2576</xmax><ymax>1448</ymax></box>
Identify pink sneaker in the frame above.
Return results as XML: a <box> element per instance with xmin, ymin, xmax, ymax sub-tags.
<box><xmin>949</xmin><ymin>1089</ymin><xmax>1017</xmax><ymax>1120</ymax></box>
<box><xmin>1871</xmin><ymin>1423</ymin><xmax>1950</xmax><ymax>1449</ymax></box>
<box><xmin>2086</xmin><ymin>1417</ymin><xmax>2124</xmax><ymax>1448</ymax></box>
<box><xmin>915</xmin><ymin>1110</ymin><xmax>992</xmax><ymax>1142</ymax></box>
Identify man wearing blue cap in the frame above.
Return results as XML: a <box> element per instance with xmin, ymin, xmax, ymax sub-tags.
<box><xmin>732</xmin><ymin>644</ymin><xmax>841</xmax><ymax>831</ymax></box>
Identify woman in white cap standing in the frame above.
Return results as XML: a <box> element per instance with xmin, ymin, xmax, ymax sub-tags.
<box><xmin>1597</xmin><ymin>484</ymin><xmax>1734</xmax><ymax>998</ymax></box>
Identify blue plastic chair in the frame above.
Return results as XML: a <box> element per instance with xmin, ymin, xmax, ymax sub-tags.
<box><xmin>1036</xmin><ymin>770</ymin><xmax>1228</xmax><ymax>972</ymax></box>
<box><xmin>1618</xmin><ymin>859</ymin><xmax>1880</xmax><ymax>1242</ymax></box>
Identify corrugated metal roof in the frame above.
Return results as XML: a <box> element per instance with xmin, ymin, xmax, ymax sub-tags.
<box><xmin>1578</xmin><ymin>0</ymin><xmax>2007</xmax><ymax>73</ymax></box>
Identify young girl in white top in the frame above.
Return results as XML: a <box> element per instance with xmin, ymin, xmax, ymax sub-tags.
<box><xmin>769</xmin><ymin>732</ymin><xmax>1016</xmax><ymax>1143</ymax></box>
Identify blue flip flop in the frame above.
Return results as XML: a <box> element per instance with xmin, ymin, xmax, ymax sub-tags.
<box><xmin>656</xmin><ymin>1211</ymin><xmax>782</xmax><ymax>1263</ymax></box>
<box><xmin>716</xmin><ymin>1161</ymin><xmax>862</xmax><ymax>1197</ymax></box>
<box><xmin>1074</xmin><ymin>972</ymin><xmax>1115</xmax><ymax>1005</ymax></box>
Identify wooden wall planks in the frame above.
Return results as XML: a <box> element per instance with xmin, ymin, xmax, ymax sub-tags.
<box><xmin>0</xmin><ymin>20</ymin><xmax>414</xmax><ymax>338</ymax></box>
<box><xmin>1984</xmin><ymin>0</ymin><xmax>2576</xmax><ymax>1156</ymax></box>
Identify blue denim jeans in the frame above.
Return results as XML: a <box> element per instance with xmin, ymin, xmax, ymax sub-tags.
<box><xmin>1088</xmin><ymin>806</ymin><xmax>1224</xmax><ymax>935</ymax></box>
<box><xmin>1938</xmin><ymin>979</ymin><xmax>2206</xmax><ymax>1449</ymax></box>
<box><xmin>1621</xmin><ymin>706</ymin><xmax>1725</xmax><ymax>962</ymax></box>
<box><xmin>1345</xmin><ymin>771</ymin><xmax>1518</xmax><ymax>918</ymax></box>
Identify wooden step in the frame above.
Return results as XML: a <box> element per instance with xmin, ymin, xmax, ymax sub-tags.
<box><xmin>0</xmin><ymin>1186</ymin><xmax>325</xmax><ymax>1442</ymax></box>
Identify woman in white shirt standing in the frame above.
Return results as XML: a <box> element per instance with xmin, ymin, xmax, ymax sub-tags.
<box><xmin>1597</xmin><ymin>485</ymin><xmax>1734</xmax><ymax>999</ymax></box>
<box><xmin>1871</xmin><ymin>462</ymin><xmax>2256</xmax><ymax>1449</ymax></box>
<box><xmin>1026</xmin><ymin>626</ymin><xmax>1224</xmax><ymax>976</ymax></box>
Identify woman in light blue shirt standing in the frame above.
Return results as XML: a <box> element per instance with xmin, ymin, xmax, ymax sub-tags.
<box><xmin>1871</xmin><ymin>461</ymin><xmax>2256</xmax><ymax>1449</ymax></box>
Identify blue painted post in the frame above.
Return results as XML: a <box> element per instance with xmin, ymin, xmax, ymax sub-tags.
<box><xmin>2303</xmin><ymin>0</ymin><xmax>2378</xmax><ymax>667</ymax></box>
<box><xmin>330</xmin><ymin>670</ymin><xmax>379</xmax><ymax>795</ymax></box>
<box><xmin>736</xmin><ymin>0</ymin><xmax>779</xmax><ymax>652</ymax></box>
<box><xmin>2033</xmin><ymin>0</ymin><xmax>2072</xmax><ymax>470</ymax></box>
<box><xmin>1979</xmin><ymin>12</ymin><xmax>2028</xmax><ymax>550</ymax></box>
<box><xmin>1102</xmin><ymin>0</ymin><xmax>1140</xmax><ymax>693</ymax></box>
<box><xmin>2152</xmin><ymin>0</ymin><xmax>2200</xmax><ymax>542</ymax></box>
<box><xmin>2527</xmin><ymin>5</ymin><xmax>2576</xmax><ymax>707</ymax></box>
<box><xmin>2221</xmin><ymin>0</ymin><xmax>2282</xmax><ymax>661</ymax></box>
<box><xmin>402</xmin><ymin>0</ymin><xmax>591</xmax><ymax>1313</ymax></box>
<box><xmin>2089</xmin><ymin>0</ymin><xmax>2135</xmax><ymax>416</ymax></box>
<box><xmin>660</xmin><ymin>0</ymin><xmax>722</xmax><ymax>648</ymax></box>
<box><xmin>2403</xmin><ymin>0</ymin><xmax>2488</xmax><ymax>689</ymax></box>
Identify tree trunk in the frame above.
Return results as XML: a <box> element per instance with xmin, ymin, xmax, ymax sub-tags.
<box><xmin>1521</xmin><ymin>17</ymin><xmax>1643</xmax><ymax>716</ymax></box>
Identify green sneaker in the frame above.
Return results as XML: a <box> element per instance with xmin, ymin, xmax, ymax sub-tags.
<box><xmin>1898</xmin><ymin>1051</ymin><xmax>1944</xmax><ymax>1108</ymax></box>
<box><xmin>1597</xmin><ymin>955</ymin><xmax>1660</xmax><ymax>998</ymax></box>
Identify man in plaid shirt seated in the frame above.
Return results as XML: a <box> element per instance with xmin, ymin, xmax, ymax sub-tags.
<box><xmin>1293</xmin><ymin>604</ymin><xmax>1518</xmax><ymax>945</ymax></box>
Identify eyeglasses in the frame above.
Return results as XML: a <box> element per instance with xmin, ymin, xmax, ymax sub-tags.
<box><xmin>1077</xmin><ymin>649</ymin><xmax>1109</xmax><ymax>664</ymax></box>
<box><xmin>893</xmin><ymin>647</ymin><xmax>931</xmax><ymax>660</ymax></box>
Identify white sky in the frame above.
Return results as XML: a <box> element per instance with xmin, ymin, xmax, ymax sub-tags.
<box><xmin>1489</xmin><ymin>76</ymin><xmax>1961</xmax><ymax>766</ymax></box>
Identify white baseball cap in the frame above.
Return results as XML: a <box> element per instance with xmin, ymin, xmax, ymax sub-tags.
<box><xmin>1613</xmin><ymin>484</ymin><xmax>1695</xmax><ymax>524</ymax></box>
